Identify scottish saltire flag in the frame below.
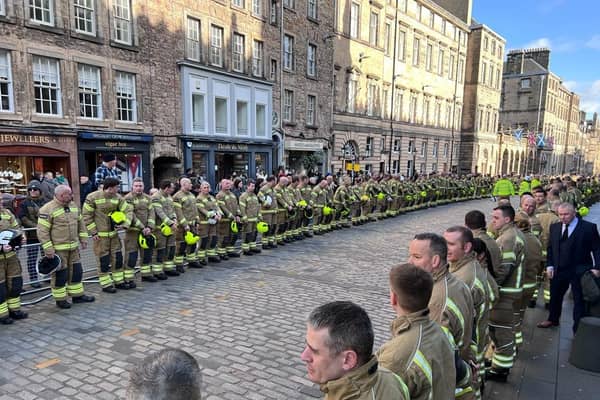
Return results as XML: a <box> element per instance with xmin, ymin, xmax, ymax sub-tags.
<box><xmin>514</xmin><ymin>128</ymin><xmax>523</xmax><ymax>141</ymax></box>
<box><xmin>536</xmin><ymin>133</ymin><xmax>545</xmax><ymax>147</ymax></box>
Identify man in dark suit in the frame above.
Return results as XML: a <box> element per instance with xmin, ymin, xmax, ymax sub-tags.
<box><xmin>538</xmin><ymin>202</ymin><xmax>600</xmax><ymax>332</ymax></box>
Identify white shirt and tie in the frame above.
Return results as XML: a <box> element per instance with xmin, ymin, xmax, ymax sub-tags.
<box><xmin>547</xmin><ymin>217</ymin><xmax>579</xmax><ymax>277</ymax></box>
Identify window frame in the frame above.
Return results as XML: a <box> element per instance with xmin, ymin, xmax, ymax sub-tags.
<box><xmin>113</xmin><ymin>0</ymin><xmax>133</xmax><ymax>45</ymax></box>
<box><xmin>252</xmin><ymin>40</ymin><xmax>264</xmax><ymax>77</ymax></box>
<box><xmin>77</xmin><ymin>63</ymin><xmax>102</xmax><ymax>120</ymax></box>
<box><xmin>210</xmin><ymin>25</ymin><xmax>225</xmax><ymax>67</ymax></box>
<box><xmin>350</xmin><ymin>2</ymin><xmax>359</xmax><ymax>39</ymax></box>
<box><xmin>115</xmin><ymin>70</ymin><xmax>137</xmax><ymax>123</ymax></box>
<box><xmin>283</xmin><ymin>89</ymin><xmax>294</xmax><ymax>122</ymax></box>
<box><xmin>369</xmin><ymin>11</ymin><xmax>379</xmax><ymax>46</ymax></box>
<box><xmin>186</xmin><ymin>17</ymin><xmax>201</xmax><ymax>62</ymax></box>
<box><xmin>232</xmin><ymin>32</ymin><xmax>245</xmax><ymax>73</ymax></box>
<box><xmin>0</xmin><ymin>50</ymin><xmax>14</xmax><ymax>113</ymax></box>
<box><xmin>32</xmin><ymin>56</ymin><xmax>62</xmax><ymax>116</ymax></box>
<box><xmin>307</xmin><ymin>43</ymin><xmax>317</xmax><ymax>77</ymax></box>
<box><xmin>306</xmin><ymin>94</ymin><xmax>316</xmax><ymax>126</ymax></box>
<box><xmin>29</xmin><ymin>0</ymin><xmax>54</xmax><ymax>26</ymax></box>
<box><xmin>307</xmin><ymin>0</ymin><xmax>317</xmax><ymax>20</ymax></box>
<box><xmin>283</xmin><ymin>34</ymin><xmax>294</xmax><ymax>71</ymax></box>
<box><xmin>74</xmin><ymin>0</ymin><xmax>96</xmax><ymax>36</ymax></box>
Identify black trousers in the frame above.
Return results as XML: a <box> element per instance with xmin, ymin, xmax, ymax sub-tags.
<box><xmin>548</xmin><ymin>270</ymin><xmax>585</xmax><ymax>332</ymax></box>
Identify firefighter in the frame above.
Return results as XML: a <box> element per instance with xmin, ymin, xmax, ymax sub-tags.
<box><xmin>151</xmin><ymin>180</ymin><xmax>178</xmax><ymax>277</ymax></box>
<box><xmin>239</xmin><ymin>179</ymin><xmax>262</xmax><ymax>255</ymax></box>
<box><xmin>37</xmin><ymin>185</ymin><xmax>95</xmax><ymax>308</ymax></box>
<box><xmin>216</xmin><ymin>179</ymin><xmax>242</xmax><ymax>258</ymax></box>
<box><xmin>298</xmin><ymin>175</ymin><xmax>313</xmax><ymax>237</ymax></box>
<box><xmin>310</xmin><ymin>179</ymin><xmax>329</xmax><ymax>234</ymax></box>
<box><xmin>196</xmin><ymin>181</ymin><xmax>222</xmax><ymax>263</ymax></box>
<box><xmin>258</xmin><ymin>176</ymin><xmax>278</xmax><ymax>249</ymax></box>
<box><xmin>273</xmin><ymin>176</ymin><xmax>294</xmax><ymax>244</ymax></box>
<box><xmin>0</xmin><ymin>201</ymin><xmax>27</xmax><ymax>324</ymax></box>
<box><xmin>333</xmin><ymin>176</ymin><xmax>353</xmax><ymax>228</ymax></box>
<box><xmin>82</xmin><ymin>177</ymin><xmax>129</xmax><ymax>293</ymax></box>
<box><xmin>173</xmin><ymin>178</ymin><xmax>201</xmax><ymax>271</ymax></box>
<box><xmin>124</xmin><ymin>178</ymin><xmax>156</xmax><ymax>283</ymax></box>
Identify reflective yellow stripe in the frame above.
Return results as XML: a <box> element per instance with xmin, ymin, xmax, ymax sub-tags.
<box><xmin>500</xmin><ymin>287</ymin><xmax>523</xmax><ymax>293</ymax></box>
<box><xmin>97</xmin><ymin>231</ymin><xmax>118</xmax><ymax>238</ymax></box>
<box><xmin>412</xmin><ymin>350</ymin><xmax>433</xmax><ymax>385</ymax></box>
<box><xmin>441</xmin><ymin>326</ymin><xmax>457</xmax><ymax>348</ymax></box>
<box><xmin>41</xmin><ymin>241</ymin><xmax>53</xmax><ymax>249</ymax></box>
<box><xmin>515</xmin><ymin>236</ymin><xmax>524</xmax><ymax>246</ymax></box>
<box><xmin>94</xmin><ymin>198</ymin><xmax>106</xmax><ymax>204</ymax></box>
<box><xmin>523</xmin><ymin>282</ymin><xmax>537</xmax><ymax>289</ymax></box>
<box><xmin>38</xmin><ymin>219</ymin><xmax>51</xmax><ymax>228</ymax></box>
<box><xmin>54</xmin><ymin>243</ymin><xmax>79</xmax><ymax>250</ymax></box>
<box><xmin>446</xmin><ymin>298</ymin><xmax>465</xmax><ymax>346</ymax></box>
<box><xmin>502</xmin><ymin>251</ymin><xmax>516</xmax><ymax>261</ymax></box>
<box><xmin>393</xmin><ymin>373</ymin><xmax>411</xmax><ymax>400</ymax></box>
<box><xmin>83</xmin><ymin>203</ymin><xmax>95</xmax><ymax>211</ymax></box>
<box><xmin>51</xmin><ymin>208</ymin><xmax>65</xmax><ymax>218</ymax></box>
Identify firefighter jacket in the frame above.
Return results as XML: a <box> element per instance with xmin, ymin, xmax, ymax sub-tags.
<box><xmin>258</xmin><ymin>186</ymin><xmax>277</xmax><ymax>215</ymax></box>
<box><xmin>310</xmin><ymin>185</ymin><xmax>328</xmax><ymax>208</ymax></box>
<box><xmin>520</xmin><ymin>228</ymin><xmax>544</xmax><ymax>289</ymax></box>
<box><xmin>320</xmin><ymin>356</ymin><xmax>409</xmax><ymax>400</ymax></box>
<box><xmin>82</xmin><ymin>190</ymin><xmax>129</xmax><ymax>238</ymax></box>
<box><xmin>492</xmin><ymin>178</ymin><xmax>515</xmax><ymax>197</ymax></box>
<box><xmin>333</xmin><ymin>185</ymin><xmax>352</xmax><ymax>209</ymax></box>
<box><xmin>151</xmin><ymin>190</ymin><xmax>177</xmax><ymax>227</ymax></box>
<box><xmin>472</xmin><ymin>228</ymin><xmax>502</xmax><ymax>280</ymax></box>
<box><xmin>429</xmin><ymin>265</ymin><xmax>474</xmax><ymax>360</ymax></box>
<box><xmin>124</xmin><ymin>192</ymin><xmax>155</xmax><ymax>232</ymax></box>
<box><xmin>299</xmin><ymin>185</ymin><xmax>312</xmax><ymax>202</ymax></box>
<box><xmin>495</xmin><ymin>223</ymin><xmax>526</xmax><ymax>292</ymax></box>
<box><xmin>37</xmin><ymin>199</ymin><xmax>88</xmax><ymax>254</ymax></box>
<box><xmin>377</xmin><ymin>309</ymin><xmax>456</xmax><ymax>400</ymax></box>
<box><xmin>197</xmin><ymin>193</ymin><xmax>222</xmax><ymax>222</ymax></box>
<box><xmin>449</xmin><ymin>253</ymin><xmax>490</xmax><ymax>357</ymax></box>
<box><xmin>273</xmin><ymin>185</ymin><xmax>293</xmax><ymax>211</ymax></box>
<box><xmin>535</xmin><ymin>208</ymin><xmax>559</xmax><ymax>258</ymax></box>
<box><xmin>239</xmin><ymin>192</ymin><xmax>261</xmax><ymax>222</ymax></box>
<box><xmin>17</xmin><ymin>196</ymin><xmax>46</xmax><ymax>241</ymax></box>
<box><xmin>173</xmin><ymin>190</ymin><xmax>199</xmax><ymax>230</ymax></box>
<box><xmin>216</xmin><ymin>190</ymin><xmax>241</xmax><ymax>221</ymax></box>
<box><xmin>0</xmin><ymin>208</ymin><xmax>22</xmax><ymax>259</ymax></box>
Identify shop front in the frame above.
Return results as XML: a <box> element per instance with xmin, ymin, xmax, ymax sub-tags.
<box><xmin>183</xmin><ymin>139</ymin><xmax>272</xmax><ymax>187</ymax></box>
<box><xmin>0</xmin><ymin>130</ymin><xmax>77</xmax><ymax>198</ymax></box>
<box><xmin>284</xmin><ymin>138</ymin><xmax>327</xmax><ymax>176</ymax></box>
<box><xmin>77</xmin><ymin>131</ymin><xmax>152</xmax><ymax>192</ymax></box>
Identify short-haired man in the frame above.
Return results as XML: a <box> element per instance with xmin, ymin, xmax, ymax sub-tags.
<box><xmin>258</xmin><ymin>176</ymin><xmax>278</xmax><ymax>248</ymax></box>
<box><xmin>465</xmin><ymin>209</ymin><xmax>502</xmax><ymax>297</ymax></box>
<box><xmin>377</xmin><ymin>263</ymin><xmax>455</xmax><ymax>400</ymax></box>
<box><xmin>519</xmin><ymin>195</ymin><xmax>542</xmax><ymax>238</ymax></box>
<box><xmin>151</xmin><ymin>180</ymin><xmax>178</xmax><ymax>277</ymax></box>
<box><xmin>94</xmin><ymin>153</ymin><xmax>120</xmax><ymax>189</ymax></box>
<box><xmin>533</xmin><ymin>188</ymin><xmax>560</xmax><ymax>308</ymax></box>
<box><xmin>444</xmin><ymin>226</ymin><xmax>491</xmax><ymax>394</ymax></box>
<box><xmin>216</xmin><ymin>179</ymin><xmax>242</xmax><ymax>258</ymax></box>
<box><xmin>487</xmin><ymin>204</ymin><xmax>525</xmax><ymax>381</ymax></box>
<box><xmin>126</xmin><ymin>349</ymin><xmax>202</xmax><ymax>400</ymax></box>
<box><xmin>301</xmin><ymin>301</ymin><xmax>409</xmax><ymax>400</ymax></box>
<box><xmin>173</xmin><ymin>178</ymin><xmax>200</xmax><ymax>271</ymax></box>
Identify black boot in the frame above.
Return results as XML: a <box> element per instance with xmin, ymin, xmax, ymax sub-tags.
<box><xmin>176</xmin><ymin>265</ymin><xmax>185</xmax><ymax>273</ymax></box>
<box><xmin>9</xmin><ymin>310</ymin><xmax>28</xmax><ymax>320</ymax></box>
<box><xmin>126</xmin><ymin>281</ymin><xmax>137</xmax><ymax>289</ymax></box>
<box><xmin>115</xmin><ymin>282</ymin><xmax>129</xmax><ymax>290</ymax></box>
<box><xmin>528</xmin><ymin>299</ymin><xmax>537</xmax><ymax>308</ymax></box>
<box><xmin>228</xmin><ymin>252</ymin><xmax>241</xmax><ymax>258</ymax></box>
<box><xmin>142</xmin><ymin>275</ymin><xmax>158</xmax><ymax>282</ymax></box>
<box><xmin>243</xmin><ymin>250</ymin><xmax>253</xmax><ymax>256</ymax></box>
<box><xmin>102</xmin><ymin>286</ymin><xmax>117</xmax><ymax>293</ymax></box>
<box><xmin>251</xmin><ymin>248</ymin><xmax>261</xmax><ymax>253</ymax></box>
<box><xmin>486</xmin><ymin>368</ymin><xmax>509</xmax><ymax>383</ymax></box>
<box><xmin>208</xmin><ymin>256</ymin><xmax>221</xmax><ymax>263</ymax></box>
<box><xmin>73</xmin><ymin>295</ymin><xmax>95</xmax><ymax>303</ymax></box>
<box><xmin>0</xmin><ymin>316</ymin><xmax>13</xmax><ymax>325</ymax></box>
<box><xmin>56</xmin><ymin>300</ymin><xmax>71</xmax><ymax>309</ymax></box>
<box><xmin>155</xmin><ymin>273</ymin><xmax>168</xmax><ymax>280</ymax></box>
<box><xmin>220</xmin><ymin>254</ymin><xmax>229</xmax><ymax>260</ymax></box>
<box><xmin>165</xmin><ymin>270</ymin><xmax>180</xmax><ymax>276</ymax></box>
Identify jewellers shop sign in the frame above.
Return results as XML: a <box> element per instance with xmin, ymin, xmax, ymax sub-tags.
<box><xmin>0</xmin><ymin>133</ymin><xmax>73</xmax><ymax>145</ymax></box>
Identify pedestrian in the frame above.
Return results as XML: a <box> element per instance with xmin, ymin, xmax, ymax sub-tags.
<box><xmin>376</xmin><ymin>263</ymin><xmax>456</xmax><ymax>400</ymax></box>
<box><xmin>79</xmin><ymin>175</ymin><xmax>94</xmax><ymax>205</ymax></box>
<box><xmin>126</xmin><ymin>349</ymin><xmax>202</xmax><ymax>400</ymax></box>
<box><xmin>37</xmin><ymin>185</ymin><xmax>95</xmax><ymax>309</ymax></box>
<box><xmin>232</xmin><ymin>177</ymin><xmax>244</xmax><ymax>198</ymax></box>
<box><xmin>17</xmin><ymin>181</ymin><xmax>47</xmax><ymax>288</ymax></box>
<box><xmin>39</xmin><ymin>171</ymin><xmax>58</xmax><ymax>202</ymax></box>
<box><xmin>94</xmin><ymin>153</ymin><xmax>120</xmax><ymax>189</ymax></box>
<box><xmin>300</xmin><ymin>301</ymin><xmax>410</xmax><ymax>400</ymax></box>
<box><xmin>538</xmin><ymin>202</ymin><xmax>600</xmax><ymax>332</ymax></box>
<box><xmin>55</xmin><ymin>171</ymin><xmax>69</xmax><ymax>186</ymax></box>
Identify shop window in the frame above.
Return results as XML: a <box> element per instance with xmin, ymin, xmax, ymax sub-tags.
<box><xmin>215</xmin><ymin>97</ymin><xmax>228</xmax><ymax>133</ymax></box>
<box><xmin>255</xmin><ymin>153</ymin><xmax>268</xmax><ymax>178</ymax></box>
<box><xmin>74</xmin><ymin>0</ymin><xmax>96</xmax><ymax>35</ymax></box>
<box><xmin>112</xmin><ymin>0</ymin><xmax>132</xmax><ymax>45</ymax></box>
<box><xmin>32</xmin><ymin>56</ymin><xmax>61</xmax><ymax>116</ymax></box>
<box><xmin>186</xmin><ymin>17</ymin><xmax>201</xmax><ymax>61</ymax></box>
<box><xmin>192</xmin><ymin>93</ymin><xmax>205</xmax><ymax>132</ymax></box>
<box><xmin>236</xmin><ymin>100</ymin><xmax>248</xmax><ymax>136</ymax></box>
<box><xmin>210</xmin><ymin>25</ymin><xmax>224</xmax><ymax>67</ymax></box>
<box><xmin>232</xmin><ymin>33</ymin><xmax>245</xmax><ymax>73</ymax></box>
<box><xmin>78</xmin><ymin>64</ymin><xmax>102</xmax><ymax>119</ymax></box>
<box><xmin>0</xmin><ymin>50</ymin><xmax>13</xmax><ymax>112</ymax></box>
<box><xmin>256</xmin><ymin>103</ymin><xmax>266</xmax><ymax>137</ymax></box>
<box><xmin>192</xmin><ymin>152</ymin><xmax>208</xmax><ymax>181</ymax></box>
<box><xmin>115</xmin><ymin>71</ymin><xmax>136</xmax><ymax>122</ymax></box>
<box><xmin>29</xmin><ymin>0</ymin><xmax>54</xmax><ymax>26</ymax></box>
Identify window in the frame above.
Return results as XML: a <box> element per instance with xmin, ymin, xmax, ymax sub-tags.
<box><xmin>210</xmin><ymin>26</ymin><xmax>224</xmax><ymax>67</ymax></box>
<box><xmin>425</xmin><ymin>43</ymin><xmax>433</xmax><ymax>71</ymax></box>
<box><xmin>283</xmin><ymin>0</ymin><xmax>294</xmax><ymax>9</ymax></box>
<box><xmin>307</xmin><ymin>0</ymin><xmax>317</xmax><ymax>19</ymax></box>
<box><xmin>483</xmin><ymin>36</ymin><xmax>488</xmax><ymax>51</ymax></box>
<box><xmin>397</xmin><ymin>30</ymin><xmax>406</xmax><ymax>61</ymax></box>
<box><xmin>350</xmin><ymin>2</ymin><xmax>359</xmax><ymax>38</ymax></box>
<box><xmin>420</xmin><ymin>163</ymin><xmax>426</xmax><ymax>173</ymax></box>
<box><xmin>256</xmin><ymin>103</ymin><xmax>266</xmax><ymax>136</ymax></box>
<box><xmin>186</xmin><ymin>17</ymin><xmax>201</xmax><ymax>61</ymax></box>
<box><xmin>252</xmin><ymin>40</ymin><xmax>263</xmax><ymax>77</ymax></box>
<box><xmin>367</xmin><ymin>81</ymin><xmax>375</xmax><ymax>116</ymax></box>
<box><xmin>232</xmin><ymin>33</ymin><xmax>245</xmax><ymax>73</ymax></box>
<box><xmin>448</xmin><ymin>54</ymin><xmax>455</xmax><ymax>80</ymax></box>
<box><xmin>232</xmin><ymin>0</ymin><xmax>244</xmax><ymax>7</ymax></box>
<box><xmin>307</xmin><ymin>44</ymin><xmax>317</xmax><ymax>77</ymax></box>
<box><xmin>382</xmin><ymin>88</ymin><xmax>388</xmax><ymax>118</ymax></box>
<box><xmin>392</xmin><ymin>160</ymin><xmax>399</xmax><ymax>174</ymax></box>
<box><xmin>491</xmin><ymin>39</ymin><xmax>496</xmax><ymax>56</ymax></box>
<box><xmin>521</xmin><ymin>78</ymin><xmax>531</xmax><ymax>89</ymax></box>
<box><xmin>283</xmin><ymin>89</ymin><xmax>293</xmax><ymax>121</ymax></box>
<box><xmin>413</xmin><ymin>38</ymin><xmax>420</xmax><ymax>67</ymax></box>
<box><xmin>423</xmin><ymin>98</ymin><xmax>430</xmax><ymax>125</ymax></box>
<box><xmin>406</xmin><ymin>160</ymin><xmax>413</xmax><ymax>176</ymax></box>
<box><xmin>437</xmin><ymin>48</ymin><xmax>444</xmax><ymax>75</ymax></box>
<box><xmin>407</xmin><ymin>139</ymin><xmax>414</xmax><ymax>153</ymax></box>
<box><xmin>409</xmin><ymin>96</ymin><xmax>417</xmax><ymax>123</ymax></box>
<box><xmin>393</xmin><ymin>139</ymin><xmax>400</xmax><ymax>151</ymax></box>
<box><xmin>446</xmin><ymin>104</ymin><xmax>451</xmax><ymax>128</ymax></box>
<box><xmin>115</xmin><ymin>71</ymin><xmax>136</xmax><ymax>122</ymax></box>
<box><xmin>29</xmin><ymin>0</ymin><xmax>54</xmax><ymax>25</ymax></box>
<box><xmin>365</xmin><ymin>137</ymin><xmax>373</xmax><ymax>157</ymax></box>
<box><xmin>495</xmin><ymin>69</ymin><xmax>500</xmax><ymax>89</ymax></box>
<box><xmin>347</xmin><ymin>78</ymin><xmax>356</xmax><ymax>113</ymax></box>
<box><xmin>32</xmin><ymin>56</ymin><xmax>61</xmax><ymax>116</ymax></box>
<box><xmin>431</xmin><ymin>163</ymin><xmax>437</xmax><ymax>172</ymax></box>
<box><xmin>74</xmin><ymin>0</ymin><xmax>96</xmax><ymax>35</ymax></box>
<box><xmin>113</xmin><ymin>0</ymin><xmax>132</xmax><ymax>45</ymax></box>
<box><xmin>394</xmin><ymin>90</ymin><xmax>403</xmax><ymax>121</ymax></box>
<box><xmin>78</xmin><ymin>64</ymin><xmax>101</xmax><ymax>119</ymax></box>
<box><xmin>443</xmin><ymin>143</ymin><xmax>449</xmax><ymax>157</ymax></box>
<box><xmin>435</xmin><ymin>102</ymin><xmax>441</xmax><ymax>126</ymax></box>
<box><xmin>307</xmin><ymin>95</ymin><xmax>316</xmax><ymax>125</ymax></box>
<box><xmin>236</xmin><ymin>101</ymin><xmax>248</xmax><ymax>135</ymax></box>
<box><xmin>270</xmin><ymin>59</ymin><xmax>277</xmax><ymax>81</ymax></box>
<box><xmin>432</xmin><ymin>142</ymin><xmax>438</xmax><ymax>157</ymax></box>
<box><xmin>0</xmin><ymin>0</ymin><xmax>5</xmax><ymax>16</ymax></box>
<box><xmin>215</xmin><ymin>97</ymin><xmax>228</xmax><ymax>133</ymax></box>
<box><xmin>369</xmin><ymin>11</ymin><xmax>378</xmax><ymax>46</ymax></box>
<box><xmin>252</xmin><ymin>0</ymin><xmax>262</xmax><ymax>15</ymax></box>
<box><xmin>283</xmin><ymin>35</ymin><xmax>294</xmax><ymax>70</ymax></box>
<box><xmin>457</xmin><ymin>58</ymin><xmax>464</xmax><ymax>83</ymax></box>
<box><xmin>192</xmin><ymin>93</ymin><xmax>205</xmax><ymax>132</ymax></box>
<box><xmin>481</xmin><ymin>62</ymin><xmax>487</xmax><ymax>84</ymax></box>
<box><xmin>0</xmin><ymin>51</ymin><xmax>13</xmax><ymax>112</ymax></box>
<box><xmin>270</xmin><ymin>0</ymin><xmax>277</xmax><ymax>24</ymax></box>
<box><xmin>384</xmin><ymin>21</ymin><xmax>391</xmax><ymax>55</ymax></box>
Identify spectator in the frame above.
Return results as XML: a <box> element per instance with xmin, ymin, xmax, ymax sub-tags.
<box><xmin>126</xmin><ymin>349</ymin><xmax>202</xmax><ymax>400</ymax></box>
<box><xmin>39</xmin><ymin>171</ymin><xmax>58</xmax><ymax>202</ymax></box>
<box><xmin>94</xmin><ymin>153</ymin><xmax>120</xmax><ymax>189</ymax></box>
<box><xmin>232</xmin><ymin>177</ymin><xmax>244</xmax><ymax>198</ymax></box>
<box><xmin>79</xmin><ymin>175</ymin><xmax>94</xmax><ymax>205</ymax></box>
<box><xmin>17</xmin><ymin>181</ymin><xmax>47</xmax><ymax>288</ymax></box>
<box><xmin>300</xmin><ymin>301</ymin><xmax>409</xmax><ymax>399</ymax></box>
<box><xmin>55</xmin><ymin>171</ymin><xmax>69</xmax><ymax>186</ymax></box>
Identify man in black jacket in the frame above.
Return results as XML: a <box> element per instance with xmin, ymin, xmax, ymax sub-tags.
<box><xmin>538</xmin><ymin>202</ymin><xmax>600</xmax><ymax>332</ymax></box>
<box><xmin>17</xmin><ymin>181</ymin><xmax>47</xmax><ymax>288</ymax></box>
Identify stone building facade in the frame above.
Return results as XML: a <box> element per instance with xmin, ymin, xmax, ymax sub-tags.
<box><xmin>459</xmin><ymin>22</ymin><xmax>504</xmax><ymax>175</ymax></box>
<box><xmin>331</xmin><ymin>0</ymin><xmax>470</xmax><ymax>177</ymax></box>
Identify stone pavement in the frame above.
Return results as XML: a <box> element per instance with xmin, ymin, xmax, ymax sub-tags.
<box><xmin>0</xmin><ymin>197</ymin><xmax>598</xmax><ymax>399</ymax></box>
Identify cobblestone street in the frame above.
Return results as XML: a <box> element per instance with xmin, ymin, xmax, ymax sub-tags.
<box><xmin>1</xmin><ymin>198</ymin><xmax>598</xmax><ymax>400</ymax></box>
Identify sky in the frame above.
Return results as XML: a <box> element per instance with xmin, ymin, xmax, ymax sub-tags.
<box><xmin>472</xmin><ymin>0</ymin><xmax>600</xmax><ymax>118</ymax></box>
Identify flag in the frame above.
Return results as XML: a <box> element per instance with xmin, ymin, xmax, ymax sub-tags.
<box><xmin>528</xmin><ymin>131</ymin><xmax>536</xmax><ymax>147</ymax></box>
<box><xmin>513</xmin><ymin>128</ymin><xmax>523</xmax><ymax>141</ymax></box>
<box><xmin>536</xmin><ymin>133</ymin><xmax>545</xmax><ymax>147</ymax></box>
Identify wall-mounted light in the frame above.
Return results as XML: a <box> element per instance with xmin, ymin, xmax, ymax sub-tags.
<box><xmin>358</xmin><ymin>53</ymin><xmax>370</xmax><ymax>63</ymax></box>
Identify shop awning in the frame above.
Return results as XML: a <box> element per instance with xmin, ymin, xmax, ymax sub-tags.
<box><xmin>284</xmin><ymin>139</ymin><xmax>325</xmax><ymax>152</ymax></box>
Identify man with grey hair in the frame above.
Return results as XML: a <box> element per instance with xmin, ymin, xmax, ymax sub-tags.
<box><xmin>300</xmin><ymin>301</ymin><xmax>409</xmax><ymax>399</ymax></box>
<box><xmin>126</xmin><ymin>349</ymin><xmax>202</xmax><ymax>400</ymax></box>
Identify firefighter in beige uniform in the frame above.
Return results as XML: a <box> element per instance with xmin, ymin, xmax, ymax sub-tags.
<box><xmin>37</xmin><ymin>185</ymin><xmax>95</xmax><ymax>308</ymax></box>
<box><xmin>0</xmin><ymin>202</ymin><xmax>27</xmax><ymax>324</ymax></box>
<box><xmin>216</xmin><ymin>179</ymin><xmax>242</xmax><ymax>258</ymax></box>
<box><xmin>82</xmin><ymin>177</ymin><xmax>130</xmax><ymax>293</ymax></box>
<box><xmin>151</xmin><ymin>180</ymin><xmax>178</xmax><ymax>277</ymax></box>
<box><xmin>173</xmin><ymin>178</ymin><xmax>201</xmax><ymax>271</ymax></box>
<box><xmin>196</xmin><ymin>181</ymin><xmax>222</xmax><ymax>263</ymax></box>
<box><xmin>258</xmin><ymin>176</ymin><xmax>278</xmax><ymax>249</ymax></box>
<box><xmin>239</xmin><ymin>180</ymin><xmax>262</xmax><ymax>255</ymax></box>
<box><xmin>124</xmin><ymin>178</ymin><xmax>156</xmax><ymax>283</ymax></box>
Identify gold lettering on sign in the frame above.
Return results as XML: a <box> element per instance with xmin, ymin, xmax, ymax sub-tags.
<box><xmin>0</xmin><ymin>134</ymin><xmax>71</xmax><ymax>145</ymax></box>
<box><xmin>216</xmin><ymin>143</ymin><xmax>249</xmax><ymax>151</ymax></box>
<box><xmin>105</xmin><ymin>141</ymin><xmax>128</xmax><ymax>148</ymax></box>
